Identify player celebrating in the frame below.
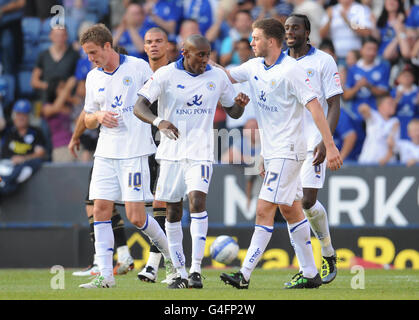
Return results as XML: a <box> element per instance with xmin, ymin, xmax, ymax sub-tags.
<box><xmin>134</xmin><ymin>34</ymin><xmax>249</xmax><ymax>289</ymax></box>
<box><xmin>284</xmin><ymin>14</ymin><xmax>343</xmax><ymax>285</ymax></box>
<box><xmin>217</xmin><ymin>18</ymin><xmax>342</xmax><ymax>289</ymax></box>
<box><xmin>78</xmin><ymin>24</ymin><xmax>171</xmax><ymax>289</ymax></box>
<box><xmin>137</xmin><ymin>27</ymin><xmax>177</xmax><ymax>284</ymax></box>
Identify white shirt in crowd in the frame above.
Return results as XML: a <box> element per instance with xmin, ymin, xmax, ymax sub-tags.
<box><xmin>358</xmin><ymin>109</ymin><xmax>400</xmax><ymax>164</ymax></box>
<box><xmin>321</xmin><ymin>2</ymin><xmax>373</xmax><ymax>59</ymax></box>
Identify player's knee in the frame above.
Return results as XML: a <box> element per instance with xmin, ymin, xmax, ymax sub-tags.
<box><xmin>302</xmin><ymin>198</ymin><xmax>316</xmax><ymax>210</ymax></box>
<box><xmin>128</xmin><ymin>214</ymin><xmax>147</xmax><ymax>228</ymax></box>
<box><xmin>189</xmin><ymin>197</ymin><xmax>206</xmax><ymax>213</ymax></box>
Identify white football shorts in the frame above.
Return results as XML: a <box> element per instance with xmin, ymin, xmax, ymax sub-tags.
<box><xmin>300</xmin><ymin>151</ymin><xmax>326</xmax><ymax>189</ymax></box>
<box><xmin>258</xmin><ymin>158</ymin><xmax>303</xmax><ymax>206</ymax></box>
<box><xmin>155</xmin><ymin>160</ymin><xmax>213</xmax><ymax>202</ymax></box>
<box><xmin>89</xmin><ymin>156</ymin><xmax>154</xmax><ymax>203</ymax></box>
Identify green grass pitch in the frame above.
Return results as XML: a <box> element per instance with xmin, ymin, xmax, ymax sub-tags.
<box><xmin>0</xmin><ymin>268</ymin><xmax>418</xmax><ymax>300</ymax></box>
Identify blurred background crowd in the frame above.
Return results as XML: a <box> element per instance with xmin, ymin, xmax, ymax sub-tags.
<box><xmin>0</xmin><ymin>0</ymin><xmax>418</xmax><ymax>184</ymax></box>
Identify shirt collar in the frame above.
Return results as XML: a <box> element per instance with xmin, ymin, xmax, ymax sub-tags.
<box><xmin>98</xmin><ymin>54</ymin><xmax>127</xmax><ymax>75</ymax></box>
<box><xmin>285</xmin><ymin>45</ymin><xmax>316</xmax><ymax>61</ymax></box>
<box><xmin>175</xmin><ymin>57</ymin><xmax>211</xmax><ymax>77</ymax></box>
<box><xmin>262</xmin><ymin>51</ymin><xmax>286</xmax><ymax>70</ymax></box>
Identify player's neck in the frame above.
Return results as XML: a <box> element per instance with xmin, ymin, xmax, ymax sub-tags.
<box><xmin>103</xmin><ymin>50</ymin><xmax>120</xmax><ymax>73</ymax></box>
<box><xmin>149</xmin><ymin>56</ymin><xmax>169</xmax><ymax>72</ymax></box>
<box><xmin>289</xmin><ymin>44</ymin><xmax>310</xmax><ymax>59</ymax></box>
<box><xmin>264</xmin><ymin>47</ymin><xmax>283</xmax><ymax>67</ymax></box>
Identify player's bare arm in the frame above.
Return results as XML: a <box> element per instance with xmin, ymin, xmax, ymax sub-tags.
<box><xmin>134</xmin><ymin>95</ymin><xmax>179</xmax><ymax>140</ymax></box>
<box><xmin>313</xmin><ymin>94</ymin><xmax>341</xmax><ymax>166</ymax></box>
<box><xmin>208</xmin><ymin>59</ymin><xmax>237</xmax><ymax>84</ymax></box>
<box><xmin>84</xmin><ymin>110</ymin><xmax>119</xmax><ymax>129</ymax></box>
<box><xmin>222</xmin><ymin>92</ymin><xmax>250</xmax><ymax>119</ymax></box>
<box><xmin>306</xmin><ymin>98</ymin><xmax>342</xmax><ymax>171</ymax></box>
<box><xmin>68</xmin><ymin>110</ymin><xmax>87</xmax><ymax>158</ymax></box>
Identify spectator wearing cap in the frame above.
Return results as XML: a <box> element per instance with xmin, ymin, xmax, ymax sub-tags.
<box><xmin>0</xmin><ymin>99</ymin><xmax>46</xmax><ymax>196</ymax></box>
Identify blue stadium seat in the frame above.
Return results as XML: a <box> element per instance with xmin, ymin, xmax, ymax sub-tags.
<box><xmin>39</xmin><ymin>18</ymin><xmax>52</xmax><ymax>43</ymax></box>
<box><xmin>64</xmin><ymin>16</ymin><xmax>79</xmax><ymax>44</ymax></box>
<box><xmin>0</xmin><ymin>74</ymin><xmax>15</xmax><ymax>107</ymax></box>
<box><xmin>21</xmin><ymin>17</ymin><xmax>42</xmax><ymax>44</ymax></box>
<box><xmin>17</xmin><ymin>71</ymin><xmax>35</xmax><ymax>98</ymax></box>
<box><xmin>21</xmin><ymin>42</ymin><xmax>40</xmax><ymax>71</ymax></box>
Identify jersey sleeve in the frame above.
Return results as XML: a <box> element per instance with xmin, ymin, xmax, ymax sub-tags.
<box><xmin>229</xmin><ymin>60</ymin><xmax>252</xmax><ymax>83</ymax></box>
<box><xmin>137</xmin><ymin>67</ymin><xmax>164</xmax><ymax>104</ymax></box>
<box><xmin>83</xmin><ymin>72</ymin><xmax>98</xmax><ymax>114</ymax></box>
<box><xmin>288</xmin><ymin>63</ymin><xmax>318</xmax><ymax>106</ymax></box>
<box><xmin>139</xmin><ymin>59</ymin><xmax>153</xmax><ymax>87</ymax></box>
<box><xmin>321</xmin><ymin>54</ymin><xmax>344</xmax><ymax>99</ymax></box>
<box><xmin>218</xmin><ymin>70</ymin><xmax>236</xmax><ymax>108</ymax></box>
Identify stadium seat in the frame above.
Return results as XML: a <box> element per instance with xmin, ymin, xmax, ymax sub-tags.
<box><xmin>0</xmin><ymin>74</ymin><xmax>15</xmax><ymax>107</ymax></box>
<box><xmin>21</xmin><ymin>17</ymin><xmax>42</xmax><ymax>44</ymax></box>
<box><xmin>21</xmin><ymin>42</ymin><xmax>40</xmax><ymax>71</ymax></box>
<box><xmin>17</xmin><ymin>71</ymin><xmax>35</xmax><ymax>98</ymax></box>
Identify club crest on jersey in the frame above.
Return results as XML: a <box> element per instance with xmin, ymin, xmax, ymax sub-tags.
<box><xmin>123</xmin><ymin>76</ymin><xmax>133</xmax><ymax>86</ymax></box>
<box><xmin>259</xmin><ymin>90</ymin><xmax>266</xmax><ymax>102</ymax></box>
<box><xmin>333</xmin><ymin>72</ymin><xmax>341</xmax><ymax>87</ymax></box>
<box><xmin>186</xmin><ymin>94</ymin><xmax>203</xmax><ymax>107</ymax></box>
<box><xmin>306</xmin><ymin>68</ymin><xmax>315</xmax><ymax>77</ymax></box>
<box><xmin>111</xmin><ymin>95</ymin><xmax>123</xmax><ymax>108</ymax></box>
<box><xmin>206</xmin><ymin>81</ymin><xmax>216</xmax><ymax>91</ymax></box>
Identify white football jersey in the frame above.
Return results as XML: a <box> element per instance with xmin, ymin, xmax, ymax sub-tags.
<box><xmin>138</xmin><ymin>59</ymin><xmax>236</xmax><ymax>161</ymax></box>
<box><xmin>229</xmin><ymin>53</ymin><xmax>317</xmax><ymax>161</ymax></box>
<box><xmin>287</xmin><ymin>46</ymin><xmax>343</xmax><ymax>152</ymax></box>
<box><xmin>84</xmin><ymin>55</ymin><xmax>156</xmax><ymax>159</ymax></box>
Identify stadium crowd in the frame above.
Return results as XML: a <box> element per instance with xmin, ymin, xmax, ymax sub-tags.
<box><xmin>0</xmin><ymin>0</ymin><xmax>418</xmax><ymax>193</ymax></box>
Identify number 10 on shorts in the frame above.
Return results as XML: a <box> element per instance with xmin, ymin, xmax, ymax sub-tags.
<box><xmin>128</xmin><ymin>172</ymin><xmax>142</xmax><ymax>190</ymax></box>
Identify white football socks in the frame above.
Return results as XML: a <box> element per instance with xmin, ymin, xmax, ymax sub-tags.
<box><xmin>287</xmin><ymin>218</ymin><xmax>317</xmax><ymax>278</ymax></box>
<box><xmin>240</xmin><ymin>224</ymin><xmax>273</xmax><ymax>281</ymax></box>
<box><xmin>94</xmin><ymin>221</ymin><xmax>114</xmax><ymax>279</ymax></box>
<box><xmin>165</xmin><ymin>220</ymin><xmax>188</xmax><ymax>279</ymax></box>
<box><xmin>189</xmin><ymin>211</ymin><xmax>208</xmax><ymax>275</ymax></box>
<box><xmin>138</xmin><ymin>214</ymin><xmax>171</xmax><ymax>261</ymax></box>
<box><xmin>303</xmin><ymin>200</ymin><xmax>335</xmax><ymax>257</ymax></box>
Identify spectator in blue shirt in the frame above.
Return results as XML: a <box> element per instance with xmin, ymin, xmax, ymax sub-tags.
<box><xmin>343</xmin><ymin>36</ymin><xmax>391</xmax><ymax>121</ymax></box>
<box><xmin>334</xmin><ymin>108</ymin><xmax>363</xmax><ymax>162</ymax></box>
<box><xmin>184</xmin><ymin>0</ymin><xmax>215</xmax><ymax>35</ymax></box>
<box><xmin>113</xmin><ymin>3</ymin><xmax>148</xmax><ymax>60</ymax></box>
<box><xmin>142</xmin><ymin>0</ymin><xmax>183</xmax><ymax>37</ymax></box>
<box><xmin>0</xmin><ymin>0</ymin><xmax>25</xmax><ymax>76</ymax></box>
<box><xmin>405</xmin><ymin>4</ymin><xmax>419</xmax><ymax>28</ymax></box>
<box><xmin>391</xmin><ymin>68</ymin><xmax>419</xmax><ymax>140</ymax></box>
<box><xmin>251</xmin><ymin>0</ymin><xmax>293</xmax><ymax>24</ymax></box>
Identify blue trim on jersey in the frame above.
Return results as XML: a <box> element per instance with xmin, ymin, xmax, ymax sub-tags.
<box><xmin>285</xmin><ymin>45</ymin><xmax>316</xmax><ymax>60</ymax></box>
<box><xmin>97</xmin><ymin>54</ymin><xmax>127</xmax><ymax>75</ymax></box>
<box><xmin>262</xmin><ymin>52</ymin><xmax>286</xmax><ymax>70</ymax></box>
<box><xmin>175</xmin><ymin>57</ymin><xmax>212</xmax><ymax>77</ymax></box>
<box><xmin>289</xmin><ymin>219</ymin><xmax>308</xmax><ymax>233</ymax></box>
<box><xmin>255</xmin><ymin>224</ymin><xmax>274</xmax><ymax>233</ymax></box>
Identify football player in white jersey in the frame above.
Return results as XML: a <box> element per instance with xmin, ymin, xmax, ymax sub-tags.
<box><xmin>216</xmin><ymin>18</ymin><xmax>342</xmax><ymax>289</ymax></box>
<box><xmin>134</xmin><ymin>35</ymin><xmax>250</xmax><ymax>289</ymax></box>
<box><xmin>284</xmin><ymin>14</ymin><xmax>343</xmax><ymax>285</ymax></box>
<box><xmin>77</xmin><ymin>24</ymin><xmax>172</xmax><ymax>289</ymax></box>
